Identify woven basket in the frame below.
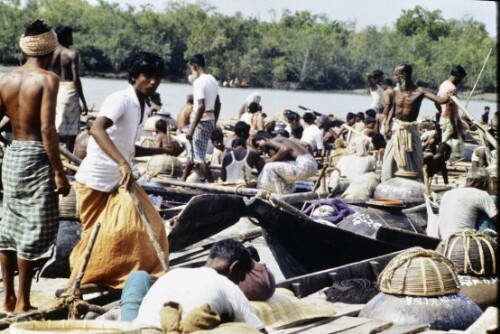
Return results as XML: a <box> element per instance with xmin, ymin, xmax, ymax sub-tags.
<box><xmin>59</xmin><ymin>183</ymin><xmax>78</xmax><ymax>220</ymax></box>
<box><xmin>377</xmin><ymin>247</ymin><xmax>460</xmax><ymax>297</ymax></box>
<box><xmin>436</xmin><ymin>230</ymin><xmax>497</xmax><ymax>277</ymax></box>
<box><xmin>146</xmin><ymin>154</ymin><xmax>183</xmax><ymax>178</ymax></box>
<box><xmin>10</xmin><ymin>320</ymin><xmax>140</xmax><ymax>333</ymax></box>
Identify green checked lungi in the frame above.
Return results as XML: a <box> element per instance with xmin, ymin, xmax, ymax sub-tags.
<box><xmin>0</xmin><ymin>140</ymin><xmax>59</xmax><ymax>260</ymax></box>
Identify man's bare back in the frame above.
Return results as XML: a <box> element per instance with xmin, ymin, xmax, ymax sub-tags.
<box><xmin>0</xmin><ymin>66</ymin><xmax>58</xmax><ymax>141</ymax></box>
<box><xmin>263</xmin><ymin>136</ymin><xmax>309</xmax><ymax>161</ymax></box>
<box><xmin>52</xmin><ymin>46</ymin><xmax>78</xmax><ymax>82</ymax></box>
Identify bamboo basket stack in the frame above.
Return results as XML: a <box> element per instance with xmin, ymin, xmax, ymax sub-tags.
<box><xmin>436</xmin><ymin>230</ymin><xmax>497</xmax><ymax>276</ymax></box>
<box><xmin>377</xmin><ymin>247</ymin><xmax>460</xmax><ymax>297</ymax></box>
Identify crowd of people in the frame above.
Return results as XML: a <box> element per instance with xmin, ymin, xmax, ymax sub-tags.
<box><xmin>0</xmin><ymin>18</ymin><xmax>497</xmax><ymax>334</ymax></box>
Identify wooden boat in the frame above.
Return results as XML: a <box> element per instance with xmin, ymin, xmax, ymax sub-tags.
<box><xmin>245</xmin><ymin>196</ymin><xmax>440</xmax><ymax>278</ymax></box>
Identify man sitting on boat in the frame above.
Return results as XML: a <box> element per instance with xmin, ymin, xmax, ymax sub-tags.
<box><xmin>221</xmin><ymin>138</ymin><xmax>265</xmax><ymax>185</ymax></box>
<box><xmin>437</xmin><ymin>168</ymin><xmax>498</xmax><ymax>239</ymax></box>
<box><xmin>130</xmin><ymin>239</ymin><xmax>267</xmax><ymax>333</ymax></box>
<box><xmin>253</xmin><ymin>131</ymin><xmax>318</xmax><ymax>194</ymax></box>
<box><xmin>70</xmin><ymin>52</ymin><xmax>178</xmax><ymax>290</ymax></box>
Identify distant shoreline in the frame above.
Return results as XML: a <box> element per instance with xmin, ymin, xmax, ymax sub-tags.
<box><xmin>1</xmin><ymin>65</ymin><xmax>497</xmax><ymax>103</ymax></box>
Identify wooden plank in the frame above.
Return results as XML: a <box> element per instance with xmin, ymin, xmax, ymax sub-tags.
<box><xmin>339</xmin><ymin>319</ymin><xmax>393</xmax><ymax>333</ymax></box>
<box><xmin>298</xmin><ymin>316</ymin><xmax>372</xmax><ymax>334</ymax></box>
<box><xmin>278</xmin><ymin>304</ymin><xmax>364</xmax><ymax>334</ymax></box>
<box><xmin>378</xmin><ymin>324</ymin><xmax>430</xmax><ymax>334</ymax></box>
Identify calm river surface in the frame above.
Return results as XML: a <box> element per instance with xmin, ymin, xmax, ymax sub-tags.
<box><xmin>82</xmin><ymin>77</ymin><xmax>493</xmax><ymax>121</ymax></box>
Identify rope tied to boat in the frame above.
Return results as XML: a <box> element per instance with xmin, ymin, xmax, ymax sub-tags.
<box><xmin>53</xmin><ymin>294</ymin><xmax>91</xmax><ymax>319</ymax></box>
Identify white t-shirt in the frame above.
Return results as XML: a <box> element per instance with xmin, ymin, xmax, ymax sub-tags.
<box><xmin>337</xmin><ymin>155</ymin><xmax>376</xmax><ymax>181</ymax></box>
<box><xmin>133</xmin><ymin>267</ymin><xmax>264</xmax><ymax>330</ymax></box>
<box><xmin>437</xmin><ymin>187</ymin><xmax>498</xmax><ymax>239</ymax></box>
<box><xmin>191</xmin><ymin>73</ymin><xmax>219</xmax><ymax>123</ymax></box>
<box><xmin>302</xmin><ymin>124</ymin><xmax>324</xmax><ymax>152</ymax></box>
<box><xmin>75</xmin><ymin>85</ymin><xmax>148</xmax><ymax>192</ymax></box>
<box><xmin>370</xmin><ymin>84</ymin><xmax>384</xmax><ymax>111</ymax></box>
<box><xmin>240</xmin><ymin>112</ymin><xmax>253</xmax><ymax>126</ymax></box>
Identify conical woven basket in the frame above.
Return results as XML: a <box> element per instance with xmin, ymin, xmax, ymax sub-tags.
<box><xmin>377</xmin><ymin>247</ymin><xmax>460</xmax><ymax>297</ymax></box>
<box><xmin>436</xmin><ymin>230</ymin><xmax>497</xmax><ymax>276</ymax></box>
<box><xmin>146</xmin><ymin>154</ymin><xmax>183</xmax><ymax>178</ymax></box>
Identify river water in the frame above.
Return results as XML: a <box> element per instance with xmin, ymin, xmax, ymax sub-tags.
<box><xmin>82</xmin><ymin>77</ymin><xmax>493</xmax><ymax>121</ymax></box>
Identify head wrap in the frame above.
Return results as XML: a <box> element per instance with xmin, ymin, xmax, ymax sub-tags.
<box><xmin>19</xmin><ymin>30</ymin><xmax>58</xmax><ymax>57</ymax></box>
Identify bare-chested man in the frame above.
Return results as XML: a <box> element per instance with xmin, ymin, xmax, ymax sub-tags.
<box><xmin>51</xmin><ymin>26</ymin><xmax>88</xmax><ymax>152</ymax></box>
<box><xmin>252</xmin><ymin>131</ymin><xmax>318</xmax><ymax>194</ymax></box>
<box><xmin>0</xmin><ymin>19</ymin><xmax>70</xmax><ymax>312</ymax></box>
<box><xmin>382</xmin><ymin>64</ymin><xmax>449</xmax><ymax>181</ymax></box>
<box><xmin>176</xmin><ymin>94</ymin><xmax>193</xmax><ymax>133</ymax></box>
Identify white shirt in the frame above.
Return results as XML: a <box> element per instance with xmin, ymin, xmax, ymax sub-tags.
<box><xmin>133</xmin><ymin>267</ymin><xmax>264</xmax><ymax>330</ymax></box>
<box><xmin>370</xmin><ymin>84</ymin><xmax>384</xmax><ymax>111</ymax></box>
<box><xmin>302</xmin><ymin>124</ymin><xmax>324</xmax><ymax>152</ymax></box>
<box><xmin>240</xmin><ymin>112</ymin><xmax>253</xmax><ymax>126</ymax></box>
<box><xmin>76</xmin><ymin>85</ymin><xmax>148</xmax><ymax>192</ymax></box>
<box><xmin>191</xmin><ymin>73</ymin><xmax>219</xmax><ymax>123</ymax></box>
<box><xmin>437</xmin><ymin>187</ymin><xmax>498</xmax><ymax>239</ymax></box>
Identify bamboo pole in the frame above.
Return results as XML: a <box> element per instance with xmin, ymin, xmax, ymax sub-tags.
<box><xmin>449</xmin><ymin>95</ymin><xmax>497</xmax><ymax>149</ymax></box>
<box><xmin>158</xmin><ymin>178</ymin><xmax>260</xmax><ymax>196</ymax></box>
<box><xmin>68</xmin><ymin>222</ymin><xmax>101</xmax><ymax>296</ymax></box>
<box><xmin>129</xmin><ymin>184</ymin><xmax>169</xmax><ymax>271</ymax></box>
<box><xmin>466</xmin><ymin>47</ymin><xmax>493</xmax><ymax>108</ymax></box>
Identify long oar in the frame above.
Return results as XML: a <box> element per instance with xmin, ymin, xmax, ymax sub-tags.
<box><xmin>465</xmin><ymin>47</ymin><xmax>493</xmax><ymax>108</ymax></box>
<box><xmin>298</xmin><ymin>105</ymin><xmax>323</xmax><ymax>117</ymax></box>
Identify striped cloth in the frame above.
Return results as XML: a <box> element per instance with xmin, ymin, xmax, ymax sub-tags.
<box><xmin>258</xmin><ymin>154</ymin><xmax>318</xmax><ymax>194</ymax></box>
<box><xmin>0</xmin><ymin>140</ymin><xmax>59</xmax><ymax>260</ymax></box>
<box><xmin>187</xmin><ymin>120</ymin><xmax>215</xmax><ymax>163</ymax></box>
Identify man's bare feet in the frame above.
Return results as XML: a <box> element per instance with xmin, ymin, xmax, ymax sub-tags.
<box><xmin>2</xmin><ymin>295</ymin><xmax>17</xmax><ymax>313</ymax></box>
<box><xmin>15</xmin><ymin>301</ymin><xmax>37</xmax><ymax>313</ymax></box>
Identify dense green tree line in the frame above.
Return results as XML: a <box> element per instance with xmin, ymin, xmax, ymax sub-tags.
<box><xmin>0</xmin><ymin>0</ymin><xmax>496</xmax><ymax>92</ymax></box>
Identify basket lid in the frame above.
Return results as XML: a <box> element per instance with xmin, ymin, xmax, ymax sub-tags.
<box><xmin>436</xmin><ymin>230</ymin><xmax>497</xmax><ymax>276</ymax></box>
<box><xmin>378</xmin><ymin>247</ymin><xmax>460</xmax><ymax>297</ymax></box>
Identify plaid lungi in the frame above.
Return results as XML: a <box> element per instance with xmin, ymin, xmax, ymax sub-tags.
<box><xmin>56</xmin><ymin>81</ymin><xmax>81</xmax><ymax>136</ymax></box>
<box><xmin>0</xmin><ymin>140</ymin><xmax>59</xmax><ymax>260</ymax></box>
<box><xmin>258</xmin><ymin>154</ymin><xmax>318</xmax><ymax>194</ymax></box>
<box><xmin>186</xmin><ymin>120</ymin><xmax>215</xmax><ymax>163</ymax></box>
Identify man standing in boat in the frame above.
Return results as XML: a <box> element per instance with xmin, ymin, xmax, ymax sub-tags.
<box><xmin>366</xmin><ymin>69</ymin><xmax>385</xmax><ymax>113</ymax></box>
<box><xmin>181</xmin><ymin>54</ymin><xmax>221</xmax><ymax>183</ymax></box>
<box><xmin>70</xmin><ymin>51</ymin><xmax>179</xmax><ymax>290</ymax></box>
<box><xmin>0</xmin><ymin>19</ymin><xmax>71</xmax><ymax>312</ymax></box>
<box><xmin>253</xmin><ymin>131</ymin><xmax>318</xmax><ymax>194</ymax></box>
<box><xmin>51</xmin><ymin>26</ymin><xmax>88</xmax><ymax>153</ymax></box>
<box><xmin>382</xmin><ymin>64</ymin><xmax>449</xmax><ymax>181</ymax></box>
<box><xmin>435</xmin><ymin>65</ymin><xmax>467</xmax><ymax>160</ymax></box>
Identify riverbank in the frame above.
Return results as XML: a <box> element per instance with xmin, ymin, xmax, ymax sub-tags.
<box><xmin>1</xmin><ymin>65</ymin><xmax>497</xmax><ymax>103</ymax></box>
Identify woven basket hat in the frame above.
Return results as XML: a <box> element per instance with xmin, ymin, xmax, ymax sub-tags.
<box><xmin>146</xmin><ymin>154</ymin><xmax>183</xmax><ymax>178</ymax></box>
<box><xmin>436</xmin><ymin>230</ymin><xmax>497</xmax><ymax>277</ymax></box>
<box><xmin>377</xmin><ymin>247</ymin><xmax>460</xmax><ymax>297</ymax></box>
